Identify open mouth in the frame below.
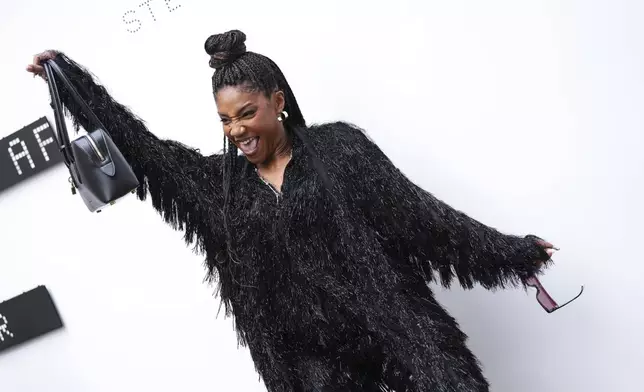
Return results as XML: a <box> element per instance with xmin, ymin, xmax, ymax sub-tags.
<box><xmin>237</xmin><ymin>136</ymin><xmax>259</xmax><ymax>156</ymax></box>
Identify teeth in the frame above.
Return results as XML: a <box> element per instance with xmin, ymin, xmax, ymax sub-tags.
<box><xmin>241</xmin><ymin>137</ymin><xmax>256</xmax><ymax>146</ymax></box>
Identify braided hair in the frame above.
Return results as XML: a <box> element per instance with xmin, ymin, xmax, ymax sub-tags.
<box><xmin>206</xmin><ymin>30</ymin><xmax>305</xmax><ymax>128</ymax></box>
<box><xmin>205</xmin><ymin>29</ymin><xmax>331</xmax><ymax>264</ymax></box>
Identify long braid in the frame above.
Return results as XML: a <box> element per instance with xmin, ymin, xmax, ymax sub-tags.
<box><xmin>221</xmin><ymin>136</ymin><xmax>238</xmax><ymax>260</ymax></box>
<box><xmin>205</xmin><ymin>30</ymin><xmax>333</xmax><ymax>265</ymax></box>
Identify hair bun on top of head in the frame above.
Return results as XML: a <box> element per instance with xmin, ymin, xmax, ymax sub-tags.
<box><xmin>205</xmin><ymin>29</ymin><xmax>247</xmax><ymax>69</ymax></box>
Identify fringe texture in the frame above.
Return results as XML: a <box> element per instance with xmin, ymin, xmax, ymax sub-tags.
<box><xmin>51</xmin><ymin>54</ymin><xmax>552</xmax><ymax>392</ymax></box>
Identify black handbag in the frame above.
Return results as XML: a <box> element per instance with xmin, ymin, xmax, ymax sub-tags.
<box><xmin>43</xmin><ymin>59</ymin><xmax>139</xmax><ymax>213</ymax></box>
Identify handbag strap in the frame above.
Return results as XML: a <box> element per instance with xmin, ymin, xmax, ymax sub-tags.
<box><xmin>43</xmin><ymin>61</ymin><xmax>74</xmax><ymax>167</ymax></box>
<box><xmin>45</xmin><ymin>59</ymin><xmax>108</xmax><ymax>132</ymax></box>
<box><xmin>43</xmin><ymin>59</ymin><xmax>115</xmax><ymax>168</ymax></box>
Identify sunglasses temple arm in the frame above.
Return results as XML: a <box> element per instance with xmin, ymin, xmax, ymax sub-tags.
<box><xmin>527</xmin><ymin>276</ymin><xmax>585</xmax><ymax>313</ymax></box>
<box><xmin>552</xmin><ymin>285</ymin><xmax>585</xmax><ymax>311</ymax></box>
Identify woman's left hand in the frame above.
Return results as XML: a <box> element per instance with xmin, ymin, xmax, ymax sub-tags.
<box><xmin>535</xmin><ymin>239</ymin><xmax>558</xmax><ymax>267</ymax></box>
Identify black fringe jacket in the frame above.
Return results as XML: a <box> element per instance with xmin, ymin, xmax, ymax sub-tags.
<box><xmin>50</xmin><ymin>53</ymin><xmax>550</xmax><ymax>392</ymax></box>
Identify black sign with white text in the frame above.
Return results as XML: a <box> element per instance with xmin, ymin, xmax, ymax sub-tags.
<box><xmin>0</xmin><ymin>286</ymin><xmax>64</xmax><ymax>354</ymax></box>
<box><xmin>0</xmin><ymin>117</ymin><xmax>63</xmax><ymax>193</ymax></box>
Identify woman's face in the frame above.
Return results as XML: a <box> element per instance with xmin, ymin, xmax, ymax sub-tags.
<box><xmin>216</xmin><ymin>85</ymin><xmax>286</xmax><ymax>165</ymax></box>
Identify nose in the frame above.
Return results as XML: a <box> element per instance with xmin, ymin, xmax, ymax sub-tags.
<box><xmin>230</xmin><ymin>124</ymin><xmax>246</xmax><ymax>138</ymax></box>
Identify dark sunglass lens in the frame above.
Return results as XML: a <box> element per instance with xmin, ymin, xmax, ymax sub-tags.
<box><xmin>536</xmin><ymin>289</ymin><xmax>558</xmax><ymax>311</ymax></box>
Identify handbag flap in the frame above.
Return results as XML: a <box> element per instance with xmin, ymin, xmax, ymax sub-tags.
<box><xmin>71</xmin><ymin>130</ymin><xmax>116</xmax><ymax>177</ymax></box>
<box><xmin>91</xmin><ymin>129</ymin><xmax>116</xmax><ymax>176</ymax></box>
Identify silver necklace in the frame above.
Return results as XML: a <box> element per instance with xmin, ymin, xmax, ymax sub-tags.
<box><xmin>255</xmin><ymin>150</ymin><xmax>293</xmax><ymax>201</ymax></box>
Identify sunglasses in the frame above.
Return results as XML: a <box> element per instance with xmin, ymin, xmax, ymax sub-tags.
<box><xmin>525</xmin><ymin>275</ymin><xmax>584</xmax><ymax>313</ymax></box>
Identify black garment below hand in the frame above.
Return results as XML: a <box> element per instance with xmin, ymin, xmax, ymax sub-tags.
<box><xmin>50</xmin><ymin>53</ymin><xmax>551</xmax><ymax>392</ymax></box>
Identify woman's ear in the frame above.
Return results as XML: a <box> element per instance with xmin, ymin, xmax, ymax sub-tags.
<box><xmin>273</xmin><ymin>90</ymin><xmax>285</xmax><ymax>114</ymax></box>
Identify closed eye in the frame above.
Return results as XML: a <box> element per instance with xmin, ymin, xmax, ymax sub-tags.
<box><xmin>219</xmin><ymin>105</ymin><xmax>257</xmax><ymax>125</ymax></box>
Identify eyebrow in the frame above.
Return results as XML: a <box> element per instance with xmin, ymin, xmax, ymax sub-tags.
<box><xmin>218</xmin><ymin>102</ymin><xmax>255</xmax><ymax>118</ymax></box>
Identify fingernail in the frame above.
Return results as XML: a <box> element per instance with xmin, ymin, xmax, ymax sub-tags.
<box><xmin>553</xmin><ymin>246</ymin><xmax>560</xmax><ymax>251</ymax></box>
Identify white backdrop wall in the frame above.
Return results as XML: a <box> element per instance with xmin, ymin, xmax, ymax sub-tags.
<box><xmin>1</xmin><ymin>0</ymin><xmax>642</xmax><ymax>391</ymax></box>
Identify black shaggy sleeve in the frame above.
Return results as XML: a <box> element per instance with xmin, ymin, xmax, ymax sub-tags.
<box><xmin>335</xmin><ymin>122</ymin><xmax>552</xmax><ymax>290</ymax></box>
<box><xmin>49</xmin><ymin>53</ymin><xmax>222</xmax><ymax>249</ymax></box>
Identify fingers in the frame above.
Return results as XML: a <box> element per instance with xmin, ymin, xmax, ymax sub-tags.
<box><xmin>536</xmin><ymin>239</ymin><xmax>559</xmax><ymax>251</ymax></box>
<box><xmin>28</xmin><ymin>51</ymin><xmax>57</xmax><ymax>77</ymax></box>
<box><xmin>532</xmin><ymin>239</ymin><xmax>559</xmax><ymax>263</ymax></box>
<box><xmin>26</xmin><ymin>65</ymin><xmax>46</xmax><ymax>81</ymax></box>
<box><xmin>27</xmin><ymin>52</ymin><xmax>51</xmax><ymax>80</ymax></box>
<box><xmin>27</xmin><ymin>64</ymin><xmax>44</xmax><ymax>73</ymax></box>
<box><xmin>33</xmin><ymin>51</ymin><xmax>54</xmax><ymax>65</ymax></box>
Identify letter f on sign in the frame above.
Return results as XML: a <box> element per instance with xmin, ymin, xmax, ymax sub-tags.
<box><xmin>0</xmin><ymin>313</ymin><xmax>14</xmax><ymax>342</ymax></box>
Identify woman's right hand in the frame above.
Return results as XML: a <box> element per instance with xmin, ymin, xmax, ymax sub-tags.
<box><xmin>26</xmin><ymin>50</ymin><xmax>60</xmax><ymax>80</ymax></box>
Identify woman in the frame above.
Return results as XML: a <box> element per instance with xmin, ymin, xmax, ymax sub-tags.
<box><xmin>27</xmin><ymin>30</ymin><xmax>555</xmax><ymax>391</ymax></box>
